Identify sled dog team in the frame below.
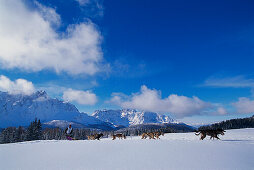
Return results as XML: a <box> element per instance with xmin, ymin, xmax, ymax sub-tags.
<box><xmin>86</xmin><ymin>133</ymin><xmax>126</xmax><ymax>140</ymax></box>
<box><xmin>86</xmin><ymin>132</ymin><xmax>164</xmax><ymax>140</ymax></box>
<box><xmin>87</xmin><ymin>129</ymin><xmax>225</xmax><ymax>141</ymax></box>
<box><xmin>66</xmin><ymin>124</ymin><xmax>226</xmax><ymax>141</ymax></box>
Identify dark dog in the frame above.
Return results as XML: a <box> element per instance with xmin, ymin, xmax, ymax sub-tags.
<box><xmin>87</xmin><ymin>133</ymin><xmax>104</xmax><ymax>140</ymax></box>
<box><xmin>94</xmin><ymin>133</ymin><xmax>104</xmax><ymax>140</ymax></box>
<box><xmin>195</xmin><ymin>129</ymin><xmax>225</xmax><ymax>140</ymax></box>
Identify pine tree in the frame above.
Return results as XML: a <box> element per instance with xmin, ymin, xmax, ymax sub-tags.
<box><xmin>32</xmin><ymin>118</ymin><xmax>38</xmax><ymax>140</ymax></box>
<box><xmin>36</xmin><ymin>119</ymin><xmax>42</xmax><ymax>140</ymax></box>
<box><xmin>15</xmin><ymin>126</ymin><xmax>24</xmax><ymax>142</ymax></box>
<box><xmin>26</xmin><ymin>122</ymin><xmax>33</xmax><ymax>141</ymax></box>
<box><xmin>26</xmin><ymin>118</ymin><xmax>42</xmax><ymax>141</ymax></box>
<box><xmin>0</xmin><ymin>128</ymin><xmax>9</xmax><ymax>144</ymax></box>
<box><xmin>0</xmin><ymin>127</ymin><xmax>16</xmax><ymax>143</ymax></box>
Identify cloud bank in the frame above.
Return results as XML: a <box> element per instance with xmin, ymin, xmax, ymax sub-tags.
<box><xmin>0</xmin><ymin>75</ymin><xmax>98</xmax><ymax>105</ymax></box>
<box><xmin>109</xmin><ymin>85</ymin><xmax>211</xmax><ymax>118</ymax></box>
<box><xmin>0</xmin><ymin>0</ymin><xmax>103</xmax><ymax>75</ymax></box>
<box><xmin>203</xmin><ymin>75</ymin><xmax>254</xmax><ymax>114</ymax></box>
<box><xmin>0</xmin><ymin>75</ymin><xmax>35</xmax><ymax>95</ymax></box>
<box><xmin>233</xmin><ymin>97</ymin><xmax>254</xmax><ymax>114</ymax></box>
<box><xmin>63</xmin><ymin>89</ymin><xmax>97</xmax><ymax>105</ymax></box>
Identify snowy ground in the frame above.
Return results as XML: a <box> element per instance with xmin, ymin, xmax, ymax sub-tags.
<box><xmin>1</xmin><ymin>128</ymin><xmax>254</xmax><ymax>170</ymax></box>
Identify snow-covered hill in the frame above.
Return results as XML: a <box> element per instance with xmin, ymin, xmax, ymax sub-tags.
<box><xmin>43</xmin><ymin>120</ymin><xmax>87</xmax><ymax>129</ymax></box>
<box><xmin>0</xmin><ymin>91</ymin><xmax>112</xmax><ymax>129</ymax></box>
<box><xmin>92</xmin><ymin>109</ymin><xmax>176</xmax><ymax>127</ymax></box>
<box><xmin>1</xmin><ymin>128</ymin><xmax>254</xmax><ymax>170</ymax></box>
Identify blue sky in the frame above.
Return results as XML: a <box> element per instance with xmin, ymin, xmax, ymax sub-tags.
<box><xmin>0</xmin><ymin>0</ymin><xmax>253</xmax><ymax>125</ymax></box>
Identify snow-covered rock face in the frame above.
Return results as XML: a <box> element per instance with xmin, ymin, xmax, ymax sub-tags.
<box><xmin>0</xmin><ymin>91</ymin><xmax>104</xmax><ymax>128</ymax></box>
<box><xmin>92</xmin><ymin>109</ymin><xmax>176</xmax><ymax>127</ymax></box>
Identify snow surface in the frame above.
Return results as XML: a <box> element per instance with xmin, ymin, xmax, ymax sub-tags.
<box><xmin>1</xmin><ymin>128</ymin><xmax>254</xmax><ymax>170</ymax></box>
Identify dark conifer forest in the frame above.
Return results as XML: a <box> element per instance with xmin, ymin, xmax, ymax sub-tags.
<box><xmin>199</xmin><ymin>115</ymin><xmax>254</xmax><ymax>130</ymax></box>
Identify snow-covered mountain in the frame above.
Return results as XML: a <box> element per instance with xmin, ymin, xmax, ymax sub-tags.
<box><xmin>0</xmin><ymin>91</ymin><xmax>112</xmax><ymax>129</ymax></box>
<box><xmin>92</xmin><ymin>109</ymin><xmax>176</xmax><ymax>127</ymax></box>
<box><xmin>0</xmin><ymin>91</ymin><xmax>177</xmax><ymax>130</ymax></box>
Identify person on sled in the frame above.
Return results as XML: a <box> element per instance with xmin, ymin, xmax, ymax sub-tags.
<box><xmin>65</xmin><ymin>124</ymin><xmax>73</xmax><ymax>140</ymax></box>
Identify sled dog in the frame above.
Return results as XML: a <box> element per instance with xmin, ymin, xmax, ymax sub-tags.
<box><xmin>112</xmin><ymin>134</ymin><xmax>126</xmax><ymax>140</ymax></box>
<box><xmin>195</xmin><ymin>129</ymin><xmax>225</xmax><ymax>140</ymax></box>
<box><xmin>87</xmin><ymin>133</ymin><xmax>104</xmax><ymax>140</ymax></box>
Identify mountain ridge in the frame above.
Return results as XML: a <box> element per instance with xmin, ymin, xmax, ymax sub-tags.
<box><xmin>92</xmin><ymin>109</ymin><xmax>177</xmax><ymax>127</ymax></box>
<box><xmin>0</xmin><ymin>90</ymin><xmax>112</xmax><ymax>129</ymax></box>
<box><xmin>0</xmin><ymin>90</ymin><xmax>179</xmax><ymax>130</ymax></box>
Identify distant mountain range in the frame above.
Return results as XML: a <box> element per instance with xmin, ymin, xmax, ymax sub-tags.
<box><xmin>0</xmin><ymin>90</ymin><xmax>190</xmax><ymax>130</ymax></box>
<box><xmin>92</xmin><ymin>109</ymin><xmax>176</xmax><ymax>127</ymax></box>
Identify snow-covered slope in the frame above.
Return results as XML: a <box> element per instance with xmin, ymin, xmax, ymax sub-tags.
<box><xmin>92</xmin><ymin>109</ymin><xmax>176</xmax><ymax>127</ymax></box>
<box><xmin>42</xmin><ymin>120</ymin><xmax>115</xmax><ymax>130</ymax></box>
<box><xmin>1</xmin><ymin>128</ymin><xmax>254</xmax><ymax>170</ymax></box>
<box><xmin>0</xmin><ymin>91</ymin><xmax>111</xmax><ymax>129</ymax></box>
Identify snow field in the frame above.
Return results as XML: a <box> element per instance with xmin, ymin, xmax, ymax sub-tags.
<box><xmin>0</xmin><ymin>128</ymin><xmax>254</xmax><ymax>170</ymax></box>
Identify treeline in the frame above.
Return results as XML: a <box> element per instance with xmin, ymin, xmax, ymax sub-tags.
<box><xmin>115</xmin><ymin>123</ymin><xmax>195</xmax><ymax>136</ymax></box>
<box><xmin>0</xmin><ymin>119</ymin><xmax>112</xmax><ymax>144</ymax></box>
<box><xmin>0</xmin><ymin>119</ymin><xmax>42</xmax><ymax>144</ymax></box>
<box><xmin>42</xmin><ymin>128</ymin><xmax>111</xmax><ymax>140</ymax></box>
<box><xmin>199</xmin><ymin>115</ymin><xmax>254</xmax><ymax>130</ymax></box>
<box><xmin>1</xmin><ymin>120</ymin><xmax>195</xmax><ymax>144</ymax></box>
<box><xmin>115</xmin><ymin>127</ymin><xmax>170</xmax><ymax>136</ymax></box>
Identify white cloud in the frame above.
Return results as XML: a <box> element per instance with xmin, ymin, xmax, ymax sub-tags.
<box><xmin>0</xmin><ymin>0</ymin><xmax>104</xmax><ymax>75</ymax></box>
<box><xmin>109</xmin><ymin>85</ymin><xmax>211</xmax><ymax>118</ymax></box>
<box><xmin>35</xmin><ymin>1</ymin><xmax>61</xmax><ymax>27</ymax></box>
<box><xmin>63</xmin><ymin>89</ymin><xmax>97</xmax><ymax>105</ymax></box>
<box><xmin>203</xmin><ymin>75</ymin><xmax>254</xmax><ymax>114</ymax></box>
<box><xmin>232</xmin><ymin>97</ymin><xmax>254</xmax><ymax>114</ymax></box>
<box><xmin>0</xmin><ymin>75</ymin><xmax>35</xmax><ymax>95</ymax></box>
<box><xmin>203</xmin><ymin>76</ymin><xmax>254</xmax><ymax>88</ymax></box>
